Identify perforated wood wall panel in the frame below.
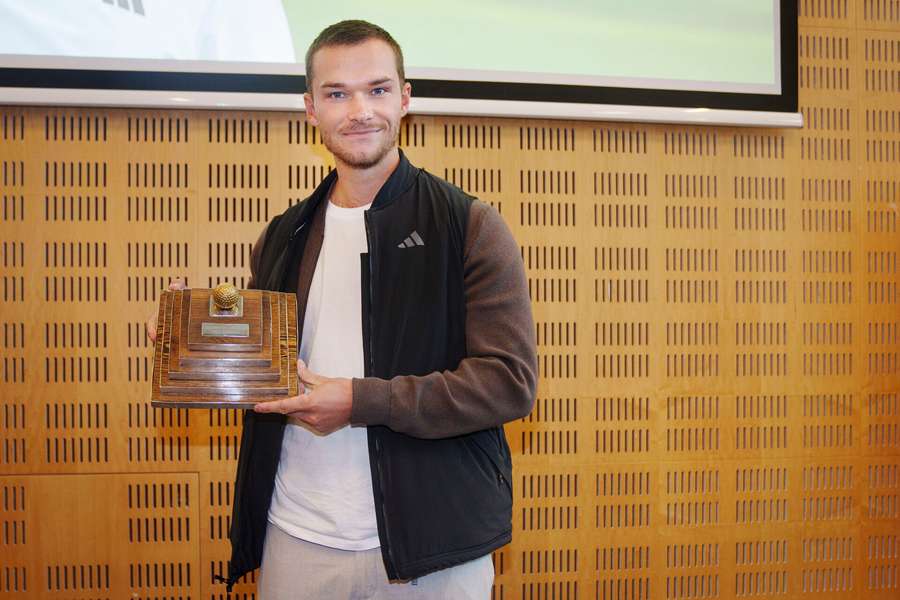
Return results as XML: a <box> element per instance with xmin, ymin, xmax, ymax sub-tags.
<box><xmin>1</xmin><ymin>8</ymin><xmax>899</xmax><ymax>599</ymax></box>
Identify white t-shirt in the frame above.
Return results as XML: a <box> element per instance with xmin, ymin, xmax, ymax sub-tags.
<box><xmin>267</xmin><ymin>200</ymin><xmax>379</xmax><ymax>551</ymax></box>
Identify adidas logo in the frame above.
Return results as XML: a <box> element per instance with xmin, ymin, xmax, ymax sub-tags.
<box><xmin>397</xmin><ymin>230</ymin><xmax>425</xmax><ymax>248</ymax></box>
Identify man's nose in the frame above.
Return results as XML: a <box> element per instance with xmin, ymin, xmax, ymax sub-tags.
<box><xmin>348</xmin><ymin>93</ymin><xmax>373</xmax><ymax>121</ymax></box>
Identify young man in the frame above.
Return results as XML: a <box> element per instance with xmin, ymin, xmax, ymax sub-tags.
<box><xmin>225</xmin><ymin>20</ymin><xmax>536</xmax><ymax>599</ymax></box>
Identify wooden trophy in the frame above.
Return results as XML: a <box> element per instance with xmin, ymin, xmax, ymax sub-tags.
<box><xmin>151</xmin><ymin>283</ymin><xmax>298</xmax><ymax>408</ymax></box>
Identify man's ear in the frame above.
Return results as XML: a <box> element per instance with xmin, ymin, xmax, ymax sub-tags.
<box><xmin>400</xmin><ymin>81</ymin><xmax>411</xmax><ymax>118</ymax></box>
<box><xmin>303</xmin><ymin>92</ymin><xmax>318</xmax><ymax>126</ymax></box>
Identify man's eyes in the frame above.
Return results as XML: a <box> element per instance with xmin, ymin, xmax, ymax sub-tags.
<box><xmin>325</xmin><ymin>88</ymin><xmax>389</xmax><ymax>99</ymax></box>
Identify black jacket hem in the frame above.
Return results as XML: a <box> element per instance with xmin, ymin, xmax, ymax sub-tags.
<box><xmin>392</xmin><ymin>529</ymin><xmax>511</xmax><ymax>581</ymax></box>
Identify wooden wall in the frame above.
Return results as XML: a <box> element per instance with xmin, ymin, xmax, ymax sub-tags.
<box><xmin>1</xmin><ymin>3</ymin><xmax>898</xmax><ymax>598</ymax></box>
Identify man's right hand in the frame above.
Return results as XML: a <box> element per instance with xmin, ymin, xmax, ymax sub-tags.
<box><xmin>145</xmin><ymin>279</ymin><xmax>186</xmax><ymax>342</ymax></box>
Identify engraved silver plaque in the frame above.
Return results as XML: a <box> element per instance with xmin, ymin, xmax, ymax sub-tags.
<box><xmin>201</xmin><ymin>322</ymin><xmax>250</xmax><ymax>338</ymax></box>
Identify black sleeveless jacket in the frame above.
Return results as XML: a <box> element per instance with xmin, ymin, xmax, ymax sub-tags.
<box><xmin>223</xmin><ymin>153</ymin><xmax>514</xmax><ymax>589</ymax></box>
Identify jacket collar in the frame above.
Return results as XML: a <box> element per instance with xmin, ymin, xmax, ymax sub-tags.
<box><xmin>369</xmin><ymin>149</ymin><xmax>419</xmax><ymax>210</ymax></box>
<box><xmin>290</xmin><ymin>149</ymin><xmax>418</xmax><ymax>234</ymax></box>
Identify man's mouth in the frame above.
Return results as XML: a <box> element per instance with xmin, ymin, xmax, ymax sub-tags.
<box><xmin>343</xmin><ymin>128</ymin><xmax>380</xmax><ymax>136</ymax></box>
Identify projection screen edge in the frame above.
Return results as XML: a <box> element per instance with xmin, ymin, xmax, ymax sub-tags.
<box><xmin>0</xmin><ymin>87</ymin><xmax>802</xmax><ymax>128</ymax></box>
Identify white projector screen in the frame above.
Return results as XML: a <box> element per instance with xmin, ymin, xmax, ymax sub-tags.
<box><xmin>0</xmin><ymin>0</ymin><xmax>799</xmax><ymax>127</ymax></box>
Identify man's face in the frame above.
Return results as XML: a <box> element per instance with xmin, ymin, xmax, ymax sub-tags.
<box><xmin>304</xmin><ymin>39</ymin><xmax>411</xmax><ymax>170</ymax></box>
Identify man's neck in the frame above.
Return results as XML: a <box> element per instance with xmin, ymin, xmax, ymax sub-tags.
<box><xmin>330</xmin><ymin>148</ymin><xmax>400</xmax><ymax>208</ymax></box>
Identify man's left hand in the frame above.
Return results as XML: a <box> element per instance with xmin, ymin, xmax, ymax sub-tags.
<box><xmin>253</xmin><ymin>360</ymin><xmax>352</xmax><ymax>435</ymax></box>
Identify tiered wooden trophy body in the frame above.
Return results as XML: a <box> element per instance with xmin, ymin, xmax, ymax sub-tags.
<box><xmin>151</xmin><ymin>284</ymin><xmax>298</xmax><ymax>408</ymax></box>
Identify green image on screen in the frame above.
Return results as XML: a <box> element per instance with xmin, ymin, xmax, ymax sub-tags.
<box><xmin>283</xmin><ymin>0</ymin><xmax>777</xmax><ymax>90</ymax></box>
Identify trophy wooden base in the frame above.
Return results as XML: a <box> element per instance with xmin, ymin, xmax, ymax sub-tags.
<box><xmin>151</xmin><ymin>288</ymin><xmax>298</xmax><ymax>409</ymax></box>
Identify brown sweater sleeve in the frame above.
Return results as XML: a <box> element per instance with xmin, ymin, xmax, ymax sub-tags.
<box><xmin>351</xmin><ymin>200</ymin><xmax>538</xmax><ymax>439</ymax></box>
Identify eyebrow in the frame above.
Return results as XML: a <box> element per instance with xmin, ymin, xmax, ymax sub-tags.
<box><xmin>319</xmin><ymin>78</ymin><xmax>394</xmax><ymax>89</ymax></box>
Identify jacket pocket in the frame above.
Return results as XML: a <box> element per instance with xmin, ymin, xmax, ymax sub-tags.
<box><xmin>374</xmin><ymin>427</ymin><xmax>513</xmax><ymax>570</ymax></box>
<box><xmin>467</xmin><ymin>427</ymin><xmax>512</xmax><ymax>494</ymax></box>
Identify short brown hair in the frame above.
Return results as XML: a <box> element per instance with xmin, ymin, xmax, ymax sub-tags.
<box><xmin>305</xmin><ymin>20</ymin><xmax>405</xmax><ymax>90</ymax></box>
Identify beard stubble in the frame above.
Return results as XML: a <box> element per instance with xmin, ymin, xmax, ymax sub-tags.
<box><xmin>320</xmin><ymin>119</ymin><xmax>400</xmax><ymax>170</ymax></box>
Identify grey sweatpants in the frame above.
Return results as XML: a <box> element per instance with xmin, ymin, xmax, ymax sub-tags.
<box><xmin>258</xmin><ymin>522</ymin><xmax>494</xmax><ymax>599</ymax></box>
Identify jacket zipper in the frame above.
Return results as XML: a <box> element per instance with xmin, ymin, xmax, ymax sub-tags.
<box><xmin>364</xmin><ymin>210</ymin><xmax>398</xmax><ymax>580</ymax></box>
<box><xmin>289</xmin><ymin>221</ymin><xmax>306</xmax><ymax>240</ymax></box>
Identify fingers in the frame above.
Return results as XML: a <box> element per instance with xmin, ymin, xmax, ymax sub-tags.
<box><xmin>296</xmin><ymin>359</ymin><xmax>307</xmax><ymax>393</ymax></box>
<box><xmin>253</xmin><ymin>393</ymin><xmax>310</xmax><ymax>415</ymax></box>
<box><xmin>297</xmin><ymin>359</ymin><xmax>326</xmax><ymax>388</ymax></box>
<box><xmin>146</xmin><ymin>314</ymin><xmax>158</xmax><ymax>342</ymax></box>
